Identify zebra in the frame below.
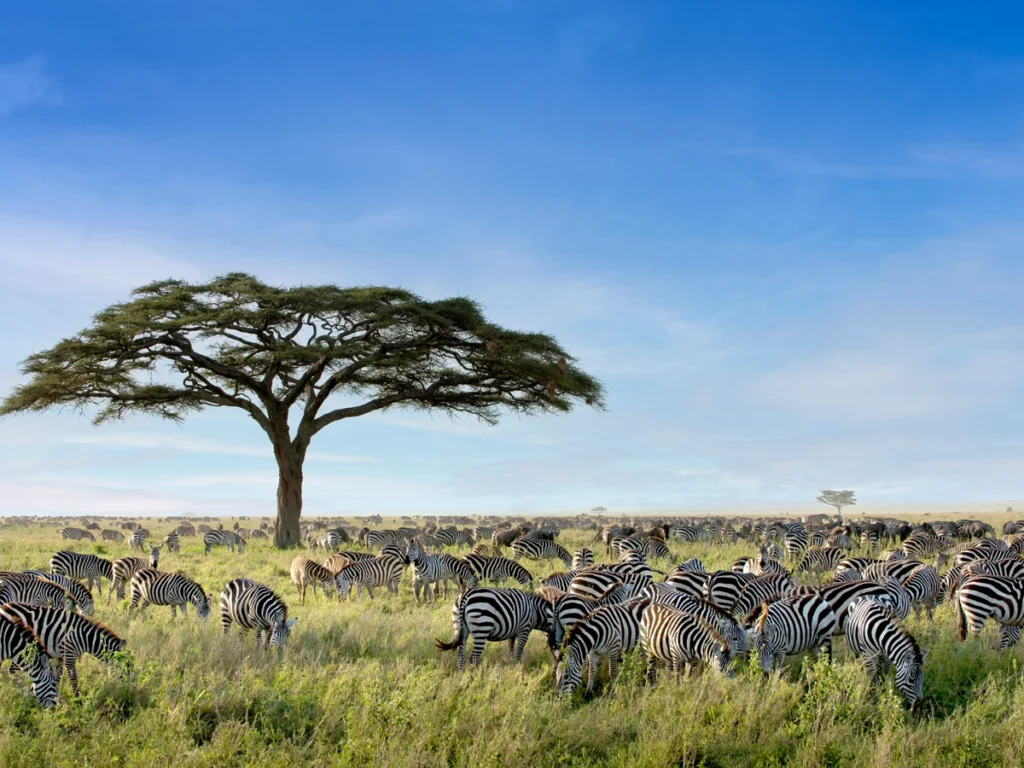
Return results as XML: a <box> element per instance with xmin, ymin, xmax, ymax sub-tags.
<box><xmin>799</xmin><ymin>580</ymin><xmax>892</xmax><ymax>633</ymax></box>
<box><xmin>406</xmin><ymin>539</ymin><xmax>446</xmax><ymax>601</ymax></box>
<box><xmin>676</xmin><ymin>558</ymin><xmax>707</xmax><ymax>573</ymax></box>
<box><xmin>543</xmin><ymin>589</ymin><xmax>602</xmax><ymax>649</ymax></box>
<box><xmin>0</xmin><ymin>614</ymin><xmax>58</xmax><ymax>708</ymax></box>
<box><xmin>728</xmin><ymin>574</ymin><xmax>796</xmax><ymax>621</ymax></box>
<box><xmin>289</xmin><ymin>556</ymin><xmax>336</xmax><ymax>604</ymax></box>
<box><xmin>541</xmin><ymin>571</ymin><xmax>578</xmax><ymax>592</ymax></box>
<box><xmin>220</xmin><ymin>578</ymin><xmax>296</xmax><ymax>649</ymax></box>
<box><xmin>463</xmin><ymin>554</ymin><xmax>534</xmax><ymax>588</ymax></box>
<box><xmin>129</xmin><ymin>569</ymin><xmax>211</xmax><ymax>619</ymax></box>
<box><xmin>948</xmin><ymin>559</ymin><xmax>1024</xmax><ymax>599</ymax></box>
<box><xmin>836</xmin><ymin>557</ymin><xmax>883</xmax><ymax>576</ymax></box>
<box><xmin>572</xmin><ymin>549</ymin><xmax>595</xmax><ymax>570</ymax></box>
<box><xmin>434</xmin><ymin>528</ymin><xmax>474</xmax><ymax>550</ymax></box>
<box><xmin>308</xmin><ymin>530</ymin><xmax>342</xmax><ymax>552</ymax></box>
<box><xmin>795</xmin><ymin>547</ymin><xmax>846</xmax><ymax>581</ymax></box>
<box><xmin>901</xmin><ymin>534</ymin><xmax>941</xmax><ymax>561</ymax></box>
<box><xmin>49</xmin><ymin>552</ymin><xmax>114</xmax><ymax>595</ymax></box>
<box><xmin>108</xmin><ymin>547</ymin><xmax>161</xmax><ymax>603</ymax></box>
<box><xmin>362</xmin><ymin>529</ymin><xmax>401</xmax><ymax>551</ymax></box>
<box><xmin>335</xmin><ymin>555</ymin><xmax>405</xmax><ymax>600</ymax></box>
<box><xmin>203</xmin><ymin>530</ymin><xmax>246</xmax><ymax>555</ymax></box>
<box><xmin>902</xmin><ymin>565</ymin><xmax>943</xmax><ymax>621</ymax></box>
<box><xmin>101</xmin><ymin>530</ymin><xmax>123</xmax><ymax>542</ymax></box>
<box><xmin>704</xmin><ymin>571</ymin><xmax>759</xmax><ymax>611</ymax></box>
<box><xmin>22</xmin><ymin>571</ymin><xmax>95</xmax><ymax>616</ymax></box>
<box><xmin>0</xmin><ymin>604</ymin><xmax>125</xmax><ymax>696</ymax></box>
<box><xmin>0</xmin><ymin>573</ymin><xmax>69</xmax><ymax>608</ymax></box>
<box><xmin>881</xmin><ymin>577</ymin><xmax>913</xmax><ymax>621</ymax></box>
<box><xmin>643</xmin><ymin>586</ymin><xmax>749</xmax><ymax>656</ymax></box>
<box><xmin>747</xmin><ymin>594</ymin><xmax>837</xmax><ymax>672</ymax></box>
<box><xmin>665</xmin><ymin>570</ymin><xmax>710</xmax><ymax>600</ymax></box>
<box><xmin>956</xmin><ymin>575</ymin><xmax>1024</xmax><ymax>648</ymax></box>
<box><xmin>163</xmin><ymin>530</ymin><xmax>180</xmax><ymax>554</ymax></box>
<box><xmin>783</xmin><ymin>529</ymin><xmax>809</xmax><ymax>564</ymax></box>
<box><xmin>435</xmin><ymin>587</ymin><xmax>555</xmax><ymax>671</ymax></box>
<box><xmin>845</xmin><ymin>599</ymin><xmax>926</xmax><ymax>709</ymax></box>
<box><xmin>557</xmin><ymin>598</ymin><xmax>650</xmax><ymax>696</ymax></box>
<box><xmin>862</xmin><ymin>559</ymin><xmax>925</xmax><ymax>584</ymax></box>
<box><xmin>568</xmin><ymin>570</ymin><xmax>631</xmax><ymax>604</ymax></box>
<box><xmin>437</xmin><ymin>553</ymin><xmax>479</xmax><ymax>594</ymax></box>
<box><xmin>58</xmin><ymin>527</ymin><xmax>95</xmax><ymax>543</ymax></box>
<box><xmin>510</xmin><ymin>538</ymin><xmax>572</xmax><ymax>568</ymax></box>
<box><xmin>640</xmin><ymin>603</ymin><xmax>734</xmax><ymax>684</ymax></box>
<box><xmin>126</xmin><ymin>530</ymin><xmax>149</xmax><ymax>551</ymax></box>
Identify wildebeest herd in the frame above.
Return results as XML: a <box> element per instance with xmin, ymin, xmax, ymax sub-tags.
<box><xmin>1</xmin><ymin>513</ymin><xmax>1023</xmax><ymax>711</ymax></box>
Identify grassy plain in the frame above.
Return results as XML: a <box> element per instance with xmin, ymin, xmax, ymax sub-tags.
<box><xmin>0</xmin><ymin>518</ymin><xmax>1023</xmax><ymax>768</ymax></box>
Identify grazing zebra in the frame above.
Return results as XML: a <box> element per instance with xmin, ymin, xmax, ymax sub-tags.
<box><xmin>803</xmin><ymin>580</ymin><xmax>892</xmax><ymax>633</ymax></box>
<box><xmin>0</xmin><ymin>614</ymin><xmax>58</xmax><ymax>708</ymax></box>
<box><xmin>203</xmin><ymin>530</ymin><xmax>246</xmax><ymax>556</ymax></box>
<box><xmin>58</xmin><ymin>527</ymin><xmax>95</xmax><ymax>542</ymax></box>
<box><xmin>954</xmin><ymin>545</ymin><xmax>1017</xmax><ymax>569</ymax></box>
<box><xmin>956</xmin><ymin>575</ymin><xmax>1024</xmax><ymax>648</ymax></box>
<box><xmin>640</xmin><ymin>603</ymin><xmax>734</xmax><ymax>683</ymax></box>
<box><xmin>220</xmin><ymin>578</ymin><xmax>296</xmax><ymax>649</ymax></box>
<box><xmin>541</xmin><ymin>571</ymin><xmax>578</xmax><ymax>592</ymax></box>
<box><xmin>948</xmin><ymin>559</ymin><xmax>1024</xmax><ymax>599</ymax></box>
<box><xmin>783</xmin><ymin>529</ymin><xmax>809</xmax><ymax>563</ymax></box>
<box><xmin>543</xmin><ymin>589</ymin><xmax>602</xmax><ymax>648</ymax></box>
<box><xmin>510</xmin><ymin>538</ymin><xmax>572</xmax><ymax>568</ymax></box>
<box><xmin>836</xmin><ymin>557</ymin><xmax>882</xmax><ymax>576</ymax></box>
<box><xmin>796</xmin><ymin>547</ymin><xmax>846</xmax><ymax>580</ymax></box>
<box><xmin>557</xmin><ymin>598</ymin><xmax>651</xmax><ymax>696</ymax></box>
<box><xmin>747</xmin><ymin>594</ymin><xmax>837</xmax><ymax>672</ymax></box>
<box><xmin>22</xmin><ymin>571</ymin><xmax>95</xmax><ymax>616</ymax></box>
<box><xmin>644</xmin><ymin>586</ymin><xmax>749</xmax><ymax>656</ymax></box>
<box><xmin>49</xmin><ymin>552</ymin><xmax>114</xmax><ymax>595</ymax></box>
<box><xmin>308</xmin><ymin>530</ymin><xmax>342</xmax><ymax>552</ymax></box>
<box><xmin>676</xmin><ymin>558</ymin><xmax>707</xmax><ymax>573</ymax></box>
<box><xmin>470</xmin><ymin>542</ymin><xmax>491</xmax><ymax>556</ymax></box>
<box><xmin>434</xmin><ymin>528</ymin><xmax>474</xmax><ymax>550</ymax></box>
<box><xmin>437</xmin><ymin>553</ymin><xmax>479</xmax><ymax>593</ymax></box>
<box><xmin>435</xmin><ymin>587</ymin><xmax>555</xmax><ymax>671</ymax></box>
<box><xmin>126</xmin><ymin>530</ymin><xmax>149</xmax><ymax>551</ymax></box>
<box><xmin>108</xmin><ymin>547</ymin><xmax>161</xmax><ymax>603</ymax></box>
<box><xmin>362</xmin><ymin>529</ymin><xmax>401</xmax><ymax>551</ymax></box>
<box><xmin>902</xmin><ymin>565</ymin><xmax>943</xmax><ymax>621</ymax></box>
<box><xmin>463</xmin><ymin>554</ymin><xmax>534</xmax><ymax>588</ymax></box>
<box><xmin>0</xmin><ymin>573</ymin><xmax>69</xmax><ymax>608</ymax></box>
<box><xmin>862</xmin><ymin>559</ymin><xmax>925</xmax><ymax>584</ymax></box>
<box><xmin>845</xmin><ymin>599</ymin><xmax>926</xmax><ymax>708</ymax></box>
<box><xmin>323</xmin><ymin>551</ymin><xmax>375</xmax><ymax>574</ymax></box>
<box><xmin>0</xmin><ymin>604</ymin><xmax>125</xmax><ymax>696</ymax></box>
<box><xmin>163</xmin><ymin>530</ymin><xmax>180</xmax><ymax>554</ymax></box>
<box><xmin>704</xmin><ymin>571</ymin><xmax>759</xmax><ymax>611</ymax></box>
<box><xmin>378</xmin><ymin>543</ymin><xmax>410</xmax><ymax>563</ymax></box>
<box><xmin>335</xmin><ymin>555</ymin><xmax>405</xmax><ymax>600</ymax></box>
<box><xmin>670</xmin><ymin>525</ymin><xmax>701</xmax><ymax>543</ymax></box>
<box><xmin>728</xmin><ymin>574</ymin><xmax>796</xmax><ymax>621</ymax></box>
<box><xmin>101</xmin><ymin>530</ymin><xmax>123</xmax><ymax>542</ymax></box>
<box><xmin>289</xmin><ymin>556</ymin><xmax>336</xmax><ymax>604</ymax></box>
<box><xmin>901</xmin><ymin>534</ymin><xmax>941</xmax><ymax>561</ymax></box>
<box><xmin>572</xmin><ymin>548</ymin><xmax>595</xmax><ymax>570</ymax></box>
<box><xmin>882</xmin><ymin>577</ymin><xmax>913</xmax><ymax>621</ymax></box>
<box><xmin>129</xmin><ymin>569</ymin><xmax>211</xmax><ymax>619</ymax></box>
<box><xmin>473</xmin><ymin>526</ymin><xmax>497</xmax><ymax>543</ymax></box>
<box><xmin>568</xmin><ymin>570</ymin><xmax>631</xmax><ymax>604</ymax></box>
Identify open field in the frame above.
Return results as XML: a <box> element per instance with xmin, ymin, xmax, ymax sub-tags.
<box><xmin>2</xmin><ymin>517</ymin><xmax>1024</xmax><ymax>767</ymax></box>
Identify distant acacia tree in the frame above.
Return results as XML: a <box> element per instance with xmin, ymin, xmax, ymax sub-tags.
<box><xmin>590</xmin><ymin>506</ymin><xmax>607</xmax><ymax>513</ymax></box>
<box><xmin>0</xmin><ymin>273</ymin><xmax>604</xmax><ymax>547</ymax></box>
<box><xmin>816</xmin><ymin>489</ymin><xmax>856</xmax><ymax>515</ymax></box>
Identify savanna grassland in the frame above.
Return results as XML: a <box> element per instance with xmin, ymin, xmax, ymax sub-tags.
<box><xmin>2</xmin><ymin>517</ymin><xmax>1024</xmax><ymax>768</ymax></box>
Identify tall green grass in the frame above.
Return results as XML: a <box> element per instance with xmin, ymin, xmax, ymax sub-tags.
<box><xmin>0</xmin><ymin>521</ymin><xmax>1021</xmax><ymax>767</ymax></box>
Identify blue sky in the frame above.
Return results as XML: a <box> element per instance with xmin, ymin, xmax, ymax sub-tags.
<box><xmin>2</xmin><ymin>1</ymin><xmax>1024</xmax><ymax>517</ymax></box>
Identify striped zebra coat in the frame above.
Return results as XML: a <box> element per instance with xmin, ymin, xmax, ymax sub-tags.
<box><xmin>568</xmin><ymin>570</ymin><xmax>631</xmax><ymax>605</ymax></box>
<box><xmin>572</xmin><ymin>549</ymin><xmax>595</xmax><ymax>570</ymax></box>
<box><xmin>220</xmin><ymin>578</ymin><xmax>296</xmax><ymax>648</ymax></box>
<box><xmin>58</xmin><ymin>527</ymin><xmax>95</xmax><ymax>543</ymax></box>
<box><xmin>323</xmin><ymin>551</ymin><xmax>375</xmax><ymax>575</ymax></box>
<box><xmin>644</xmin><ymin>586</ymin><xmax>749</xmax><ymax>656</ymax></box>
<box><xmin>101</xmin><ymin>530</ymin><xmax>123</xmax><ymax>542</ymax></box>
<box><xmin>846</xmin><ymin>599</ymin><xmax>926</xmax><ymax>708</ymax></box>
<box><xmin>557</xmin><ymin>598</ymin><xmax>651</xmax><ymax>696</ymax></box>
<box><xmin>162</xmin><ymin>530</ymin><xmax>180</xmax><ymax>554</ymax></box>
<box><xmin>510</xmin><ymin>538</ymin><xmax>572</xmax><ymax>568</ymax></box>
<box><xmin>335</xmin><ymin>555</ymin><xmax>405</xmax><ymax>600</ymax></box>
<box><xmin>748</xmin><ymin>594</ymin><xmax>838</xmax><ymax>672</ymax></box>
<box><xmin>109</xmin><ymin>548</ymin><xmax>161</xmax><ymax>603</ymax></box>
<box><xmin>129</xmin><ymin>569</ymin><xmax>212</xmax><ymax>619</ymax></box>
<box><xmin>640</xmin><ymin>603</ymin><xmax>734</xmax><ymax>683</ymax></box>
<box><xmin>50</xmin><ymin>552</ymin><xmax>114</xmax><ymax>595</ymax></box>
<box><xmin>203</xmin><ymin>531</ymin><xmax>246</xmax><ymax>555</ymax></box>
<box><xmin>0</xmin><ymin>603</ymin><xmax>125</xmax><ymax>696</ymax></box>
<box><xmin>290</xmin><ymin>556</ymin><xmax>336</xmax><ymax>604</ymax></box>
<box><xmin>126</xmin><ymin>530</ymin><xmax>149</xmax><ymax>551</ymax></box>
<box><xmin>22</xmin><ymin>572</ymin><xmax>95</xmax><ymax>616</ymax></box>
<box><xmin>463</xmin><ymin>554</ymin><xmax>534</xmax><ymax>588</ymax></box>
<box><xmin>0</xmin><ymin>573</ymin><xmax>69</xmax><ymax>609</ymax></box>
<box><xmin>435</xmin><ymin>587</ymin><xmax>555</xmax><ymax>671</ymax></box>
<box><xmin>0</xmin><ymin>614</ymin><xmax>58</xmax><ymax>708</ymax></box>
<box><xmin>902</xmin><ymin>565</ymin><xmax>943</xmax><ymax>621</ymax></box>
<box><xmin>956</xmin><ymin>575</ymin><xmax>1024</xmax><ymax>648</ymax></box>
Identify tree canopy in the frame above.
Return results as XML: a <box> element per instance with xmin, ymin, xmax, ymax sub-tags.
<box><xmin>816</xmin><ymin>489</ymin><xmax>856</xmax><ymax>514</ymax></box>
<box><xmin>1</xmin><ymin>273</ymin><xmax>605</xmax><ymax>545</ymax></box>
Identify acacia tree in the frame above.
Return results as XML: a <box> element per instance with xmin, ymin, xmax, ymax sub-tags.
<box><xmin>0</xmin><ymin>274</ymin><xmax>604</xmax><ymax>546</ymax></box>
<box><xmin>816</xmin><ymin>489</ymin><xmax>856</xmax><ymax>515</ymax></box>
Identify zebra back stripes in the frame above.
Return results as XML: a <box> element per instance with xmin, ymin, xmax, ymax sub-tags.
<box><xmin>59</xmin><ymin>527</ymin><xmax>95</xmax><ymax>542</ymax></box>
<box><xmin>335</xmin><ymin>555</ymin><xmax>405</xmax><ymax>600</ymax></box>
<box><xmin>290</xmin><ymin>556</ymin><xmax>335</xmax><ymax>604</ymax></box>
<box><xmin>0</xmin><ymin>613</ymin><xmax>58</xmax><ymax>707</ymax></box>
<box><xmin>50</xmin><ymin>552</ymin><xmax>113</xmax><ymax>594</ymax></box>
<box><xmin>956</xmin><ymin>575</ymin><xmax>1024</xmax><ymax>648</ymax></box>
<box><xmin>510</xmin><ymin>538</ymin><xmax>572</xmax><ymax>568</ymax></box>
<box><xmin>557</xmin><ymin>598</ymin><xmax>650</xmax><ymax>696</ymax></box>
<box><xmin>204</xmin><ymin>530</ymin><xmax>246</xmax><ymax>555</ymax></box>
<box><xmin>463</xmin><ymin>554</ymin><xmax>533</xmax><ymax>588</ymax></box>
<box><xmin>220</xmin><ymin>578</ymin><xmax>295</xmax><ymax>648</ymax></box>
<box><xmin>640</xmin><ymin>603</ymin><xmax>734</xmax><ymax>683</ymax></box>
<box><xmin>748</xmin><ymin>594</ymin><xmax>837</xmax><ymax>672</ymax></box>
<box><xmin>846</xmin><ymin>599</ymin><xmax>925</xmax><ymax>708</ymax></box>
<box><xmin>129</xmin><ymin>569</ymin><xmax>211</xmax><ymax>619</ymax></box>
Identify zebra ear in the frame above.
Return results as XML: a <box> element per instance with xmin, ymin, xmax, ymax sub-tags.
<box><xmin>286</xmin><ymin>618</ymin><xmax>297</xmax><ymax>628</ymax></box>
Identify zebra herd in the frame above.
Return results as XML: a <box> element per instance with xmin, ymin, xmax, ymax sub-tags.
<box><xmin>8</xmin><ymin>514</ymin><xmax>1024</xmax><ymax>714</ymax></box>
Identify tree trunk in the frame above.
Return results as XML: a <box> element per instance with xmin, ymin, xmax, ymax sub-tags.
<box><xmin>274</xmin><ymin>440</ymin><xmax>304</xmax><ymax>548</ymax></box>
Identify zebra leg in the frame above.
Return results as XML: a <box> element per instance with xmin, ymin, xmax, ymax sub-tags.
<box><xmin>388</xmin><ymin>581</ymin><xmax>398</xmax><ymax>597</ymax></box>
<box><xmin>999</xmin><ymin>625</ymin><xmax>1021</xmax><ymax>649</ymax></box>
<box><xmin>824</xmin><ymin>639</ymin><xmax>833</xmax><ymax>664</ymax></box>
<box><xmin>66</xmin><ymin>655</ymin><xmax>80</xmax><ymax>697</ymax></box>
<box><xmin>645</xmin><ymin>655</ymin><xmax>657</xmax><ymax>686</ymax></box>
<box><xmin>513</xmin><ymin>630</ymin><xmax>531</xmax><ymax>663</ymax></box>
<box><xmin>469</xmin><ymin>637</ymin><xmax>486</xmax><ymax>667</ymax></box>
<box><xmin>507</xmin><ymin>638</ymin><xmax>516</xmax><ymax>659</ymax></box>
<box><xmin>457</xmin><ymin>639</ymin><xmax>466</xmax><ymax>672</ymax></box>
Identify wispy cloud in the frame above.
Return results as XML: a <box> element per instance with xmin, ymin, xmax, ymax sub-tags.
<box><xmin>911</xmin><ymin>143</ymin><xmax>1024</xmax><ymax>179</ymax></box>
<box><xmin>0</xmin><ymin>56</ymin><xmax>61</xmax><ymax>115</ymax></box>
<box><xmin>60</xmin><ymin>432</ymin><xmax>375</xmax><ymax>463</ymax></box>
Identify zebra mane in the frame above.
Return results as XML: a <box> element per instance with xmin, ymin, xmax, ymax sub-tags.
<box><xmin>84</xmin><ymin>614</ymin><xmax>124</xmax><ymax>643</ymax></box>
<box><xmin>754</xmin><ymin>602</ymin><xmax>769</xmax><ymax>633</ymax></box>
<box><xmin>535</xmin><ymin>585</ymin><xmax>565</xmax><ymax>603</ymax></box>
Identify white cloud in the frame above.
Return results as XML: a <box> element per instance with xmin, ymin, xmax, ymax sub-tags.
<box><xmin>0</xmin><ymin>56</ymin><xmax>60</xmax><ymax>115</ymax></box>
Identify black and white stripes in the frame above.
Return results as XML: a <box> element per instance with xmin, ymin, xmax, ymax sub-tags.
<box><xmin>220</xmin><ymin>578</ymin><xmax>295</xmax><ymax>648</ymax></box>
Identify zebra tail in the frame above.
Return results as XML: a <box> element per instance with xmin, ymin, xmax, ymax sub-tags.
<box><xmin>435</xmin><ymin>599</ymin><xmax>467</xmax><ymax>652</ymax></box>
<box><xmin>955</xmin><ymin>594</ymin><xmax>968</xmax><ymax>642</ymax></box>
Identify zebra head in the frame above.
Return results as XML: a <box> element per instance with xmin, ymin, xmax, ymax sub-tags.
<box><xmin>895</xmin><ymin>650</ymin><xmax>926</xmax><ymax>709</ymax></box>
<box><xmin>195</xmin><ymin>592</ymin><xmax>213</xmax><ymax>620</ymax></box>
<box><xmin>555</xmin><ymin>642</ymin><xmax>586</xmax><ymax>697</ymax></box>
<box><xmin>334</xmin><ymin>573</ymin><xmax>353</xmax><ymax>600</ymax></box>
<box><xmin>149</xmin><ymin>546</ymin><xmax>161</xmax><ymax>568</ymax></box>
<box><xmin>270</xmin><ymin>617</ymin><xmax>298</xmax><ymax>647</ymax></box>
